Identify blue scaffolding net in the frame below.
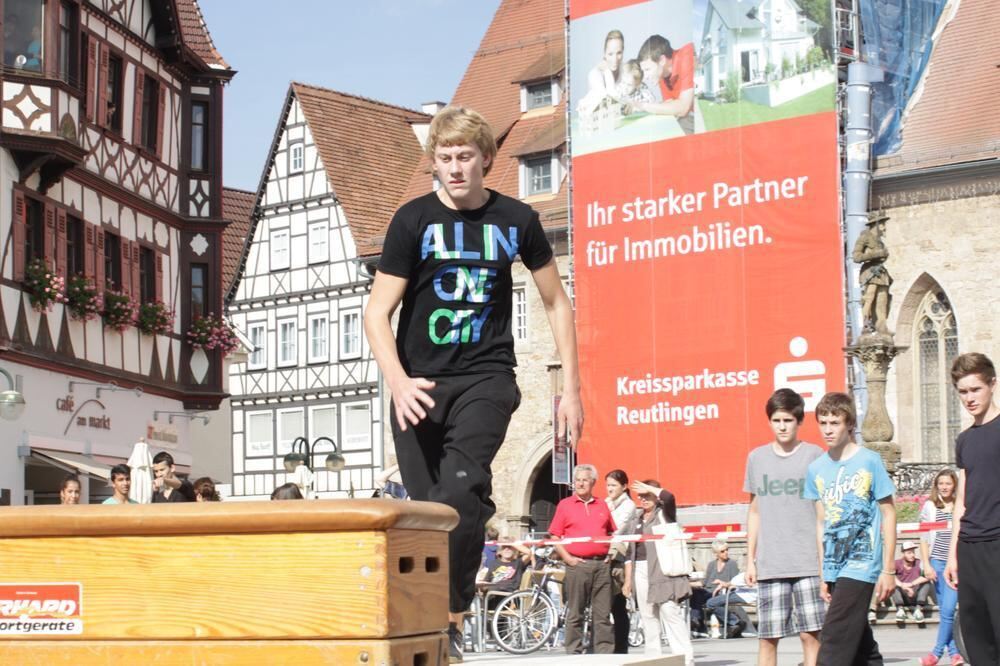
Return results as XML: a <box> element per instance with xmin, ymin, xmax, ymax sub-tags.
<box><xmin>859</xmin><ymin>0</ymin><xmax>948</xmax><ymax>155</ymax></box>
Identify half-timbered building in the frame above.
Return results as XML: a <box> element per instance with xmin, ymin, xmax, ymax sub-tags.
<box><xmin>225</xmin><ymin>83</ymin><xmax>429</xmax><ymax>500</ymax></box>
<box><xmin>0</xmin><ymin>0</ymin><xmax>232</xmax><ymax>504</ymax></box>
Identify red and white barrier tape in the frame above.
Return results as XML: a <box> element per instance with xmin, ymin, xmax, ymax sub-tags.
<box><xmin>488</xmin><ymin>521</ymin><xmax>952</xmax><ymax>548</ymax></box>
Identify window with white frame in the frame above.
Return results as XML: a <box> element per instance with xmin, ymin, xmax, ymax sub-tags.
<box><xmin>526</xmin><ymin>81</ymin><xmax>553</xmax><ymax>109</ymax></box>
<box><xmin>525</xmin><ymin>156</ymin><xmax>552</xmax><ymax>196</ymax></box>
<box><xmin>308</xmin><ymin>221</ymin><xmax>328</xmax><ymax>264</ymax></box>
<box><xmin>290</xmin><ymin>143</ymin><xmax>304</xmax><ymax>173</ymax></box>
<box><xmin>270</xmin><ymin>228</ymin><xmax>289</xmax><ymax>270</ymax></box>
<box><xmin>308</xmin><ymin>313</ymin><xmax>329</xmax><ymax>363</ymax></box>
<box><xmin>247</xmin><ymin>322</ymin><xmax>266</xmax><ymax>370</ymax></box>
<box><xmin>246</xmin><ymin>412</ymin><xmax>273</xmax><ymax>457</ymax></box>
<box><xmin>277</xmin><ymin>409</ymin><xmax>304</xmax><ymax>455</ymax></box>
<box><xmin>278</xmin><ymin>318</ymin><xmax>297</xmax><ymax>366</ymax></box>
<box><xmin>309</xmin><ymin>405</ymin><xmax>338</xmax><ymax>443</ymax></box>
<box><xmin>340</xmin><ymin>309</ymin><xmax>361</xmax><ymax>358</ymax></box>
<box><xmin>513</xmin><ymin>286</ymin><xmax>528</xmax><ymax>342</ymax></box>
<box><xmin>342</xmin><ymin>402</ymin><xmax>371</xmax><ymax>451</ymax></box>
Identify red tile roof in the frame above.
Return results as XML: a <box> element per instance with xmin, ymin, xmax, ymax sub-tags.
<box><xmin>875</xmin><ymin>0</ymin><xmax>1000</xmax><ymax>175</ymax></box>
<box><xmin>221</xmin><ymin>187</ymin><xmax>256</xmax><ymax>299</ymax></box>
<box><xmin>290</xmin><ymin>83</ymin><xmax>430</xmax><ymax>254</ymax></box>
<box><xmin>175</xmin><ymin>0</ymin><xmax>229</xmax><ymax>69</ymax></box>
<box><xmin>383</xmin><ymin>0</ymin><xmax>568</xmax><ymax>257</ymax></box>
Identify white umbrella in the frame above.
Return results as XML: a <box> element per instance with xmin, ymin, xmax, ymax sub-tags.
<box><xmin>127</xmin><ymin>439</ymin><xmax>153</xmax><ymax>504</ymax></box>
<box><xmin>290</xmin><ymin>463</ymin><xmax>314</xmax><ymax>500</ymax></box>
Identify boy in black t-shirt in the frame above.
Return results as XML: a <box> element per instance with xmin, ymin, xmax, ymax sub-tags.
<box><xmin>946</xmin><ymin>352</ymin><xmax>1000</xmax><ymax>664</ymax></box>
<box><xmin>365</xmin><ymin>106</ymin><xmax>583</xmax><ymax>663</ymax></box>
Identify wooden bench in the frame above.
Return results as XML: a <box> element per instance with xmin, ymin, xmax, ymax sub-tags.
<box><xmin>0</xmin><ymin>499</ymin><xmax>458</xmax><ymax>665</ymax></box>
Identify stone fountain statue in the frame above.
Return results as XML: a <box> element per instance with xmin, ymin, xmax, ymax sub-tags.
<box><xmin>847</xmin><ymin>212</ymin><xmax>906</xmax><ymax>469</ymax></box>
<box><xmin>853</xmin><ymin>213</ymin><xmax>893</xmax><ymax>336</ymax></box>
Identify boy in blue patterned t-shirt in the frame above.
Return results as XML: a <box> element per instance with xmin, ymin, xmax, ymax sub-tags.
<box><xmin>804</xmin><ymin>392</ymin><xmax>896</xmax><ymax>665</ymax></box>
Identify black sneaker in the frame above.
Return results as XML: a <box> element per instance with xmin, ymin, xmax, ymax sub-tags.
<box><xmin>726</xmin><ymin>619</ymin><xmax>746</xmax><ymax>639</ymax></box>
<box><xmin>448</xmin><ymin>622</ymin><xmax>464</xmax><ymax>663</ymax></box>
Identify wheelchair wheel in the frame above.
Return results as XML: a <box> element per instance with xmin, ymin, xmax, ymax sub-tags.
<box><xmin>491</xmin><ymin>589</ymin><xmax>558</xmax><ymax>655</ymax></box>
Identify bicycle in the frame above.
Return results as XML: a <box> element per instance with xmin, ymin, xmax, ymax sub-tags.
<box><xmin>489</xmin><ymin>551</ymin><xmax>594</xmax><ymax>654</ymax></box>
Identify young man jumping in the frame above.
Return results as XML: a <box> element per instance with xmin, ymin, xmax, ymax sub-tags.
<box><xmin>364</xmin><ymin>106</ymin><xmax>583</xmax><ymax>663</ymax></box>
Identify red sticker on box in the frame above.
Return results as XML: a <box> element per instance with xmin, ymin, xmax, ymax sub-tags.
<box><xmin>0</xmin><ymin>583</ymin><xmax>82</xmax><ymax>634</ymax></box>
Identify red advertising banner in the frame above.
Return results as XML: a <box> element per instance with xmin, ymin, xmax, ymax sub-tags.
<box><xmin>569</xmin><ymin>0</ymin><xmax>845</xmax><ymax>504</ymax></box>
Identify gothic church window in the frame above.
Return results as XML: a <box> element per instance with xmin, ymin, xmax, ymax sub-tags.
<box><xmin>915</xmin><ymin>290</ymin><xmax>961</xmax><ymax>462</ymax></box>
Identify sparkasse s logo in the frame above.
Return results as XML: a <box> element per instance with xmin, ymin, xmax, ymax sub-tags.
<box><xmin>0</xmin><ymin>583</ymin><xmax>83</xmax><ymax>634</ymax></box>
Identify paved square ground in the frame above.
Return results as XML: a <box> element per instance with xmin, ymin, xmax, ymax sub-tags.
<box><xmin>467</xmin><ymin>625</ymin><xmax>940</xmax><ymax>664</ymax></box>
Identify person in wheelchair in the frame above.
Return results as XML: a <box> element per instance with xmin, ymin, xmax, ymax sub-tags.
<box><xmin>481</xmin><ymin>543</ymin><xmax>535</xmax><ymax>606</ymax></box>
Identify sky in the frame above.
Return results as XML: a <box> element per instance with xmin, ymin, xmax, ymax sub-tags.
<box><xmin>198</xmin><ymin>0</ymin><xmax>502</xmax><ymax>191</ymax></box>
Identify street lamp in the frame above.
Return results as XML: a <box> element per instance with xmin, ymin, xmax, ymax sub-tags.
<box><xmin>0</xmin><ymin>367</ymin><xmax>26</xmax><ymax>421</ymax></box>
<box><xmin>282</xmin><ymin>436</ymin><xmax>345</xmax><ymax>472</ymax></box>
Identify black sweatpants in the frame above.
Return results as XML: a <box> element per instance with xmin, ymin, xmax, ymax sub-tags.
<box><xmin>958</xmin><ymin>538</ymin><xmax>1000</xmax><ymax>664</ymax></box>
<box><xmin>818</xmin><ymin>578</ymin><xmax>883</xmax><ymax>666</ymax></box>
<box><xmin>391</xmin><ymin>372</ymin><xmax>520</xmax><ymax>613</ymax></box>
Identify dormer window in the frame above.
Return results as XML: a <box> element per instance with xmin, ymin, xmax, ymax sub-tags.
<box><xmin>520</xmin><ymin>78</ymin><xmax>561</xmax><ymax>112</ymax></box>
<box><xmin>527</xmin><ymin>82</ymin><xmax>552</xmax><ymax>109</ymax></box>
<box><xmin>518</xmin><ymin>152</ymin><xmax>564</xmax><ymax>199</ymax></box>
<box><xmin>525</xmin><ymin>156</ymin><xmax>551</xmax><ymax>195</ymax></box>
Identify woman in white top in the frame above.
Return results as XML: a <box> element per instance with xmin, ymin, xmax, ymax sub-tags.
<box><xmin>606</xmin><ymin>469</ymin><xmax>636</xmax><ymax>654</ymax></box>
<box><xmin>587</xmin><ymin>30</ymin><xmax>625</xmax><ymax>98</ymax></box>
<box><xmin>918</xmin><ymin>468</ymin><xmax>961</xmax><ymax>666</ymax></box>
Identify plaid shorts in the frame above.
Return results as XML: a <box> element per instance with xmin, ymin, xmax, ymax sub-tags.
<box><xmin>756</xmin><ymin>576</ymin><xmax>826</xmax><ymax>639</ymax></box>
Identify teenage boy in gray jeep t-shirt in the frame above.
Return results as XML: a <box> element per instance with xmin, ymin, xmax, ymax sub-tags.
<box><xmin>743</xmin><ymin>389</ymin><xmax>825</xmax><ymax>666</ymax></box>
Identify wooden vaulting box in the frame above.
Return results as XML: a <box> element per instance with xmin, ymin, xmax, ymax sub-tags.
<box><xmin>0</xmin><ymin>500</ymin><xmax>457</xmax><ymax>665</ymax></box>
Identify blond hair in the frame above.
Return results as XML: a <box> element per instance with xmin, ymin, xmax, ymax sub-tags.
<box><xmin>425</xmin><ymin>106</ymin><xmax>497</xmax><ymax>176</ymax></box>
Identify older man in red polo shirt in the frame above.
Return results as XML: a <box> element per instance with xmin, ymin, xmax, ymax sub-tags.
<box><xmin>549</xmin><ymin>463</ymin><xmax>617</xmax><ymax>654</ymax></box>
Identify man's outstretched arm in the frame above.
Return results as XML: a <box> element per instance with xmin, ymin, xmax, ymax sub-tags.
<box><xmin>530</xmin><ymin>259</ymin><xmax>583</xmax><ymax>444</ymax></box>
<box><xmin>363</xmin><ymin>271</ymin><xmax>436</xmax><ymax>431</ymax></box>
<box><xmin>637</xmin><ymin>88</ymin><xmax>694</xmax><ymax>118</ymax></box>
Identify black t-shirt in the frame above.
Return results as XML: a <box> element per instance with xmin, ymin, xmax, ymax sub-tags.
<box><xmin>956</xmin><ymin>414</ymin><xmax>1000</xmax><ymax>541</ymax></box>
<box><xmin>152</xmin><ymin>479</ymin><xmax>196</xmax><ymax>503</ymax></box>
<box><xmin>378</xmin><ymin>190</ymin><xmax>553</xmax><ymax>376</ymax></box>
<box><xmin>485</xmin><ymin>557</ymin><xmax>527</xmax><ymax>593</ymax></box>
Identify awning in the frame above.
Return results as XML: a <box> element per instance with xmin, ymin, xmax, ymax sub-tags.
<box><xmin>31</xmin><ymin>450</ymin><xmax>111</xmax><ymax>481</ymax></box>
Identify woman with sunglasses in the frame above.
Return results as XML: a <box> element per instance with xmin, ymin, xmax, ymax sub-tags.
<box><xmin>621</xmin><ymin>479</ymin><xmax>694</xmax><ymax>665</ymax></box>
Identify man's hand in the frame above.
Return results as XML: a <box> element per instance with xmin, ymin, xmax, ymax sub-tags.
<box><xmin>152</xmin><ymin>477</ymin><xmax>165</xmax><ymax>491</ymax></box>
<box><xmin>746</xmin><ymin>561</ymin><xmax>757</xmax><ymax>586</ymax></box>
<box><xmin>945</xmin><ymin>556</ymin><xmax>959</xmax><ymax>590</ymax></box>
<box><xmin>390</xmin><ymin>376</ymin><xmax>436</xmax><ymax>430</ymax></box>
<box><xmin>622</xmin><ymin>580</ymin><xmax>632</xmax><ymax>598</ymax></box>
<box><xmin>564</xmin><ymin>555</ymin><xmax>582</xmax><ymax>567</ymax></box>
<box><xmin>557</xmin><ymin>391</ymin><xmax>584</xmax><ymax>447</ymax></box>
<box><xmin>820</xmin><ymin>582</ymin><xmax>831</xmax><ymax>603</ymax></box>
<box><xmin>875</xmin><ymin>572</ymin><xmax>896</xmax><ymax>603</ymax></box>
<box><xmin>904</xmin><ymin>586</ymin><xmax>915</xmax><ymax>598</ymax></box>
